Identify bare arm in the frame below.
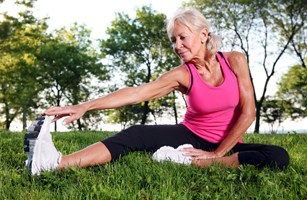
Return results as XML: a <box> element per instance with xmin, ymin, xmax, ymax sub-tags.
<box><xmin>213</xmin><ymin>51</ymin><xmax>255</xmax><ymax>157</ymax></box>
<box><xmin>183</xmin><ymin>51</ymin><xmax>255</xmax><ymax>158</ymax></box>
<box><xmin>43</xmin><ymin>66</ymin><xmax>189</xmax><ymax>125</ymax></box>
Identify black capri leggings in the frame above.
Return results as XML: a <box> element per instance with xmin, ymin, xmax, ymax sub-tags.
<box><xmin>101</xmin><ymin>124</ymin><xmax>289</xmax><ymax>170</ymax></box>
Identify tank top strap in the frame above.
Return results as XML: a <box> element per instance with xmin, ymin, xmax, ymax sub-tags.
<box><xmin>183</xmin><ymin>62</ymin><xmax>198</xmax><ymax>95</ymax></box>
<box><xmin>216</xmin><ymin>52</ymin><xmax>236</xmax><ymax>77</ymax></box>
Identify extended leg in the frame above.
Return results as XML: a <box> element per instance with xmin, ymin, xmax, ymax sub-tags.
<box><xmin>58</xmin><ymin>142</ymin><xmax>111</xmax><ymax>169</ymax></box>
<box><xmin>59</xmin><ymin>124</ymin><xmax>206</xmax><ymax>168</ymax></box>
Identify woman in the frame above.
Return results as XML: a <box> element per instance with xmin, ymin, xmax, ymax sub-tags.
<box><xmin>25</xmin><ymin>8</ymin><xmax>289</xmax><ymax>175</ymax></box>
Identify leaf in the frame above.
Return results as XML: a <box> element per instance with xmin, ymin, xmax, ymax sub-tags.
<box><xmin>67</xmin><ymin>165</ymin><xmax>77</xmax><ymax>172</ymax></box>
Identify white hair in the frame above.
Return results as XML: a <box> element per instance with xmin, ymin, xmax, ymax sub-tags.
<box><xmin>167</xmin><ymin>8</ymin><xmax>221</xmax><ymax>55</ymax></box>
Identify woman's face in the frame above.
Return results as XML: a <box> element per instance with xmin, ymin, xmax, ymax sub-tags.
<box><xmin>170</xmin><ymin>22</ymin><xmax>203</xmax><ymax>62</ymax></box>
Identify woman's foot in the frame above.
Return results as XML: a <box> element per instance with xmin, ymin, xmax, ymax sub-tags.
<box><xmin>24</xmin><ymin>115</ymin><xmax>62</xmax><ymax>175</ymax></box>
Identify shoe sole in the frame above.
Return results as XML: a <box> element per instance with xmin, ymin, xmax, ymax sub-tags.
<box><xmin>24</xmin><ymin>115</ymin><xmax>51</xmax><ymax>175</ymax></box>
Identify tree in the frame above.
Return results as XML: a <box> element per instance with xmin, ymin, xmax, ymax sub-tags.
<box><xmin>0</xmin><ymin>52</ymin><xmax>43</xmax><ymax>130</ymax></box>
<box><xmin>0</xmin><ymin>0</ymin><xmax>47</xmax><ymax>130</ymax></box>
<box><xmin>272</xmin><ymin>0</ymin><xmax>307</xmax><ymax>68</ymax></box>
<box><xmin>100</xmin><ymin>5</ymin><xmax>181</xmax><ymax>125</ymax></box>
<box><xmin>102</xmin><ymin>84</ymin><xmax>144</xmax><ymax>129</ymax></box>
<box><xmin>64</xmin><ymin>77</ymin><xmax>105</xmax><ymax>131</ymax></box>
<box><xmin>185</xmin><ymin>0</ymin><xmax>307</xmax><ymax>133</ymax></box>
<box><xmin>261</xmin><ymin>96</ymin><xmax>287</xmax><ymax>133</ymax></box>
<box><xmin>277</xmin><ymin>62</ymin><xmax>307</xmax><ymax>120</ymax></box>
<box><xmin>155</xmin><ymin>38</ymin><xmax>183</xmax><ymax>124</ymax></box>
<box><xmin>35</xmin><ymin>23</ymin><xmax>109</xmax><ymax>131</ymax></box>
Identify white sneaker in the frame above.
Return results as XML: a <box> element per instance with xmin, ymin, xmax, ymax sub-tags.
<box><xmin>152</xmin><ymin>144</ymin><xmax>193</xmax><ymax>165</ymax></box>
<box><xmin>24</xmin><ymin>115</ymin><xmax>62</xmax><ymax>175</ymax></box>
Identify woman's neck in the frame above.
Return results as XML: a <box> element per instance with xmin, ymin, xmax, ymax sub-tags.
<box><xmin>190</xmin><ymin>52</ymin><xmax>218</xmax><ymax>73</ymax></box>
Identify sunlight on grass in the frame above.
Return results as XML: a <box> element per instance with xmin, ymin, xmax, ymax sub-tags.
<box><xmin>0</xmin><ymin>130</ymin><xmax>307</xmax><ymax>199</ymax></box>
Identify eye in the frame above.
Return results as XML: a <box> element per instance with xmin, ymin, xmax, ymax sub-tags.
<box><xmin>180</xmin><ymin>36</ymin><xmax>185</xmax><ymax>40</ymax></box>
<box><xmin>171</xmin><ymin>38</ymin><xmax>176</xmax><ymax>44</ymax></box>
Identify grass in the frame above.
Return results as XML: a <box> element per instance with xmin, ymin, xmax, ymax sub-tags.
<box><xmin>0</xmin><ymin>130</ymin><xmax>306</xmax><ymax>199</ymax></box>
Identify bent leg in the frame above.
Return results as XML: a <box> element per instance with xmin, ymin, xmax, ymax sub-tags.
<box><xmin>190</xmin><ymin>143</ymin><xmax>289</xmax><ymax>170</ymax></box>
<box><xmin>192</xmin><ymin>152</ymin><xmax>240</xmax><ymax>168</ymax></box>
<box><xmin>58</xmin><ymin>142</ymin><xmax>111</xmax><ymax>169</ymax></box>
<box><xmin>233</xmin><ymin>143</ymin><xmax>289</xmax><ymax>170</ymax></box>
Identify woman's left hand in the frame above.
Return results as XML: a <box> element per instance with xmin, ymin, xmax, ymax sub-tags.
<box><xmin>181</xmin><ymin>147</ymin><xmax>220</xmax><ymax>160</ymax></box>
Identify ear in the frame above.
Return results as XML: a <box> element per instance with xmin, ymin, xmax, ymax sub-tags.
<box><xmin>200</xmin><ymin>28</ymin><xmax>209</xmax><ymax>44</ymax></box>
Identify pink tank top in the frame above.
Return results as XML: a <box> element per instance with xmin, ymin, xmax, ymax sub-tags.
<box><xmin>180</xmin><ymin>52</ymin><xmax>243</xmax><ymax>143</ymax></box>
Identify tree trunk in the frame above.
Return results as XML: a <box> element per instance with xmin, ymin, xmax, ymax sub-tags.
<box><xmin>253</xmin><ymin>30</ymin><xmax>294</xmax><ymax>133</ymax></box>
<box><xmin>172</xmin><ymin>91</ymin><xmax>178</xmax><ymax>124</ymax></box>
<box><xmin>77</xmin><ymin>119</ymin><xmax>83</xmax><ymax>130</ymax></box>
<box><xmin>141</xmin><ymin>60</ymin><xmax>152</xmax><ymax>125</ymax></box>
<box><xmin>182</xmin><ymin>93</ymin><xmax>187</xmax><ymax>108</ymax></box>
<box><xmin>141</xmin><ymin>101</ymin><xmax>149</xmax><ymax>124</ymax></box>
<box><xmin>23</xmin><ymin>101</ymin><xmax>27</xmax><ymax>130</ymax></box>
<box><xmin>54</xmin><ymin>98</ymin><xmax>60</xmax><ymax>131</ymax></box>
<box><xmin>5</xmin><ymin>103</ymin><xmax>11</xmax><ymax>130</ymax></box>
<box><xmin>254</xmin><ymin>101</ymin><xmax>262</xmax><ymax>133</ymax></box>
<box><xmin>5</xmin><ymin>121</ymin><xmax>11</xmax><ymax>130</ymax></box>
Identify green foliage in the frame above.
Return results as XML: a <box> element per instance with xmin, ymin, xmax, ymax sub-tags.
<box><xmin>0</xmin><ymin>1</ymin><xmax>109</xmax><ymax>131</ymax></box>
<box><xmin>0</xmin><ymin>0</ymin><xmax>47</xmax><ymax>129</ymax></box>
<box><xmin>277</xmin><ymin>62</ymin><xmax>307</xmax><ymax>119</ymax></box>
<box><xmin>261</xmin><ymin>96</ymin><xmax>287</xmax><ymax>133</ymax></box>
<box><xmin>100</xmin><ymin>5</ymin><xmax>181</xmax><ymax>125</ymax></box>
<box><xmin>0</xmin><ymin>130</ymin><xmax>307</xmax><ymax>199</ymax></box>
<box><xmin>105</xmin><ymin>105</ymin><xmax>144</xmax><ymax>129</ymax></box>
<box><xmin>35</xmin><ymin>23</ymin><xmax>108</xmax><ymax>108</ymax></box>
<box><xmin>102</xmin><ymin>85</ymin><xmax>145</xmax><ymax>129</ymax></box>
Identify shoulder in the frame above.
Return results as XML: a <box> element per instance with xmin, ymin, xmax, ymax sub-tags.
<box><xmin>159</xmin><ymin>64</ymin><xmax>188</xmax><ymax>79</ymax></box>
<box><xmin>224</xmin><ymin>51</ymin><xmax>247</xmax><ymax>65</ymax></box>
<box><xmin>223</xmin><ymin>51</ymin><xmax>248</xmax><ymax>76</ymax></box>
<box><xmin>158</xmin><ymin>64</ymin><xmax>190</xmax><ymax>93</ymax></box>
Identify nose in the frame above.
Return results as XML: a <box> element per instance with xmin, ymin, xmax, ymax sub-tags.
<box><xmin>173</xmin><ymin>39</ymin><xmax>182</xmax><ymax>51</ymax></box>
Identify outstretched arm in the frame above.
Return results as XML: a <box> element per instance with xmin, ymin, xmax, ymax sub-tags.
<box><xmin>43</xmin><ymin>66</ymin><xmax>189</xmax><ymax>125</ymax></box>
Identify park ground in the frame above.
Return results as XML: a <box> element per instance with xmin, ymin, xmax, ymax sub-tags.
<box><xmin>0</xmin><ymin>130</ymin><xmax>306</xmax><ymax>199</ymax></box>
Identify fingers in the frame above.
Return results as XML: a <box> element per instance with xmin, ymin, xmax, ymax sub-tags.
<box><xmin>41</xmin><ymin>106</ymin><xmax>83</xmax><ymax>126</ymax></box>
<box><xmin>193</xmin><ymin>155</ymin><xmax>211</xmax><ymax>160</ymax></box>
<box><xmin>183</xmin><ymin>152</ymin><xmax>204</xmax><ymax>157</ymax></box>
<box><xmin>62</xmin><ymin>114</ymin><xmax>79</xmax><ymax>126</ymax></box>
<box><xmin>41</xmin><ymin>106</ymin><xmax>59</xmax><ymax>115</ymax></box>
<box><xmin>51</xmin><ymin>114</ymin><xmax>69</xmax><ymax>123</ymax></box>
<box><xmin>42</xmin><ymin>106</ymin><xmax>70</xmax><ymax>116</ymax></box>
<box><xmin>52</xmin><ymin>114</ymin><xmax>78</xmax><ymax>126</ymax></box>
<box><xmin>181</xmin><ymin>148</ymin><xmax>205</xmax><ymax>157</ymax></box>
<box><xmin>194</xmin><ymin>152</ymin><xmax>219</xmax><ymax>160</ymax></box>
<box><xmin>180</xmin><ymin>148</ymin><xmax>218</xmax><ymax>160</ymax></box>
<box><xmin>180</xmin><ymin>147</ymin><xmax>199</xmax><ymax>152</ymax></box>
<box><xmin>181</xmin><ymin>147</ymin><xmax>203</xmax><ymax>153</ymax></box>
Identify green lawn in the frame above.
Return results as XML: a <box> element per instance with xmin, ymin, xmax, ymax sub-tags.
<box><xmin>0</xmin><ymin>130</ymin><xmax>306</xmax><ymax>199</ymax></box>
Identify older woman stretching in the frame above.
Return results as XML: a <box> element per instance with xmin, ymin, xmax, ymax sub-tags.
<box><xmin>24</xmin><ymin>8</ymin><xmax>289</xmax><ymax>175</ymax></box>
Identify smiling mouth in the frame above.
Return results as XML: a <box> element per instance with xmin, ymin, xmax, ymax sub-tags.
<box><xmin>179</xmin><ymin>51</ymin><xmax>187</xmax><ymax>56</ymax></box>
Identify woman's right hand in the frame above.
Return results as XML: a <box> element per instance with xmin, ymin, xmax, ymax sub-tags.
<box><xmin>181</xmin><ymin>147</ymin><xmax>219</xmax><ymax>160</ymax></box>
<box><xmin>42</xmin><ymin>104</ymin><xmax>87</xmax><ymax>125</ymax></box>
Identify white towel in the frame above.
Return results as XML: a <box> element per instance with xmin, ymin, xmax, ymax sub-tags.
<box><xmin>152</xmin><ymin>144</ymin><xmax>193</xmax><ymax>165</ymax></box>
